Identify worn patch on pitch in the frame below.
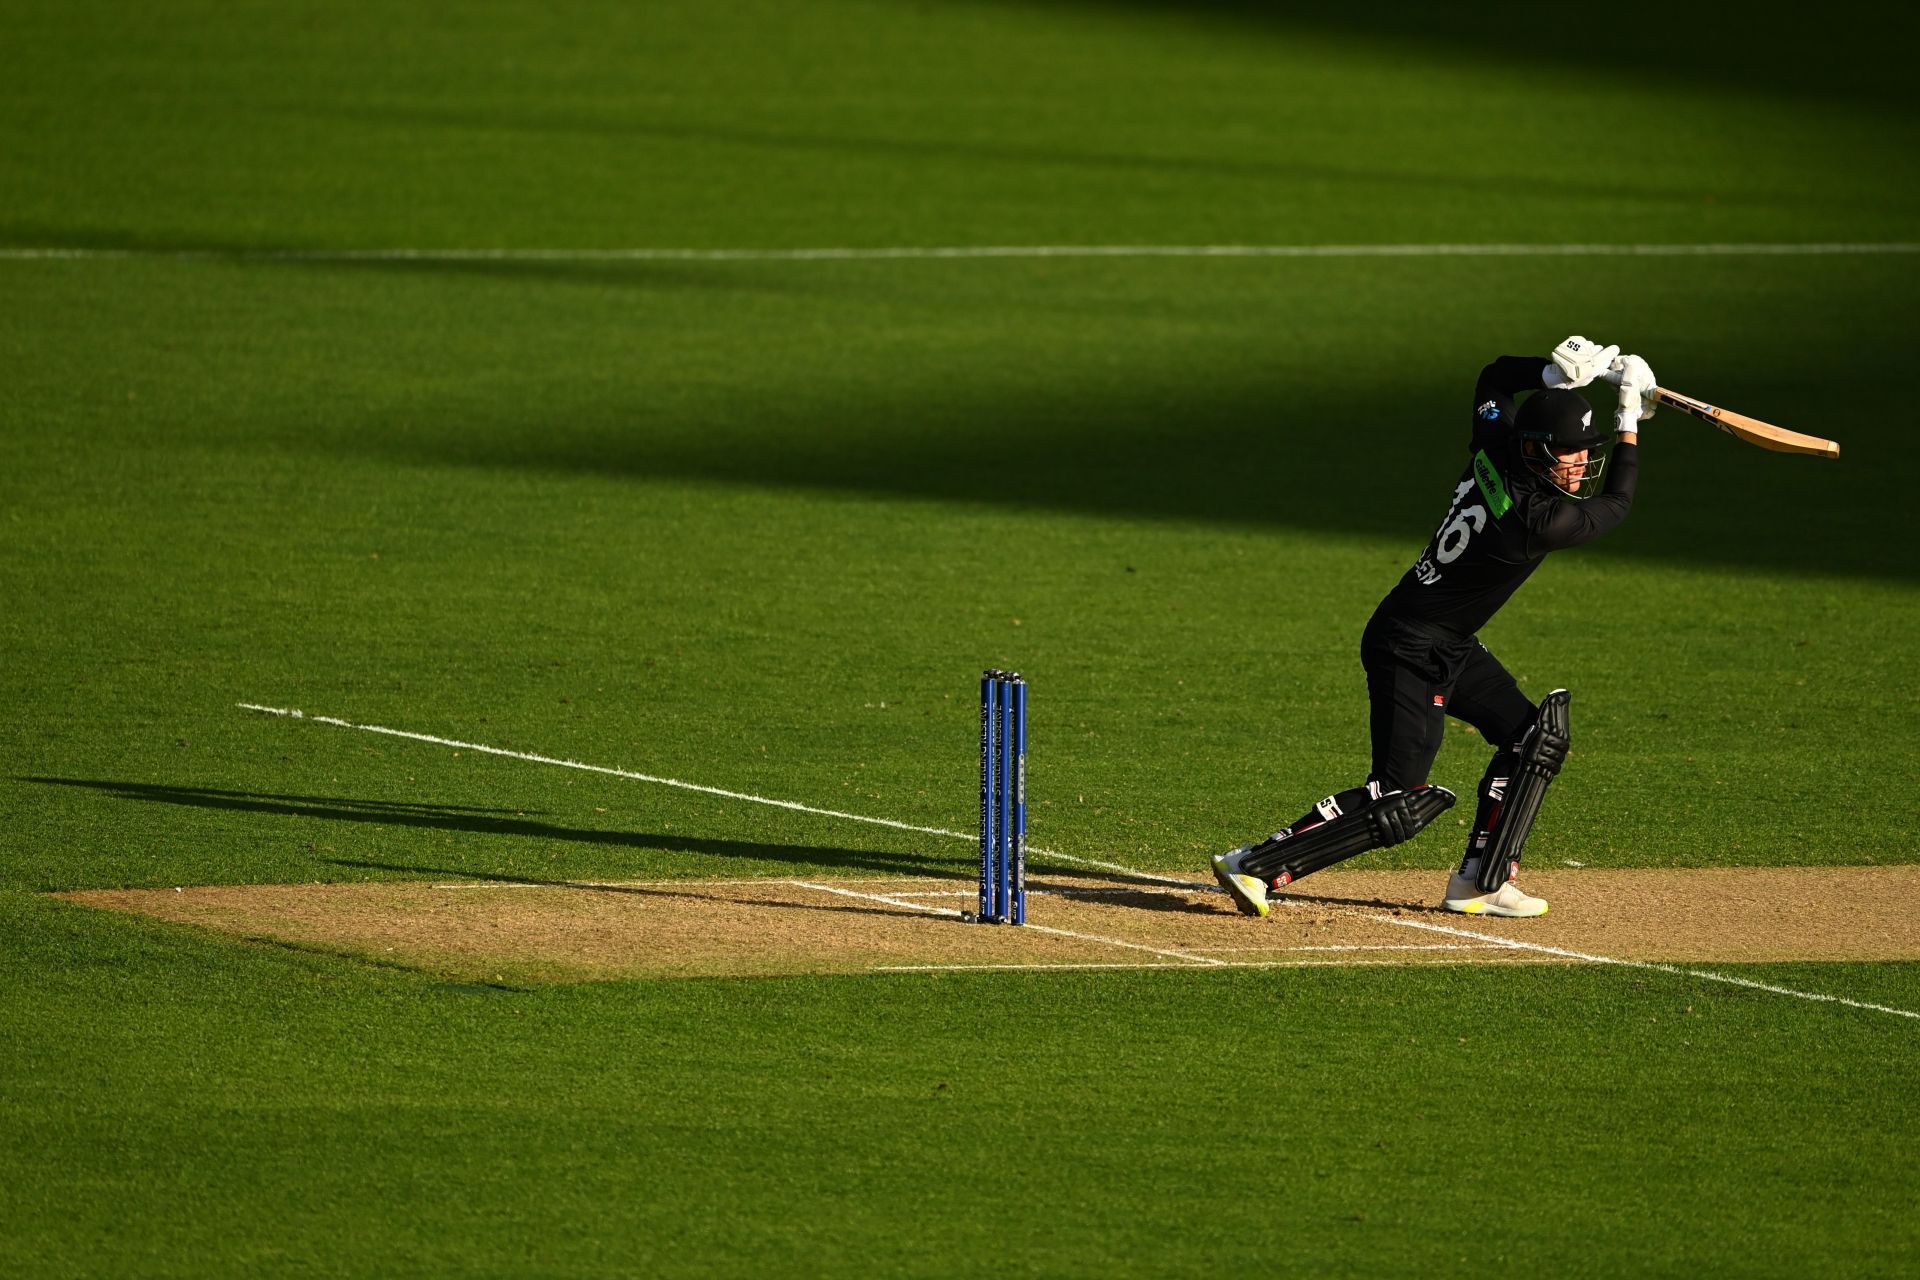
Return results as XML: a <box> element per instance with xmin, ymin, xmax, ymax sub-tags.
<box><xmin>55</xmin><ymin>865</ymin><xmax>1919</xmax><ymax>983</ymax></box>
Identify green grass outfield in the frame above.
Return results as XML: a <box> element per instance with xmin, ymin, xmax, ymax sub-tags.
<box><xmin>3</xmin><ymin>1</ymin><xmax>1917</xmax><ymax>1274</ymax></box>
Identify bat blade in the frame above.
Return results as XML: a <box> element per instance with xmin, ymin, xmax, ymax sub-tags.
<box><xmin>1652</xmin><ymin>388</ymin><xmax>1840</xmax><ymax>459</ymax></box>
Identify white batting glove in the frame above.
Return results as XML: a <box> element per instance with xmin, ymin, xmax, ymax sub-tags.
<box><xmin>1548</xmin><ymin>335</ymin><xmax>1620</xmax><ymax>388</ymax></box>
<box><xmin>1613</xmin><ymin>354</ymin><xmax>1657</xmax><ymax>432</ymax></box>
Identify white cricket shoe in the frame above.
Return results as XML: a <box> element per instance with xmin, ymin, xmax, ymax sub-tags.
<box><xmin>1212</xmin><ymin>848</ymin><xmax>1270</xmax><ymax>919</ymax></box>
<box><xmin>1443</xmin><ymin>872</ymin><xmax>1549</xmax><ymax>918</ymax></box>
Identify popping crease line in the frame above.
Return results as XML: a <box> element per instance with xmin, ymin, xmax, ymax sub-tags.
<box><xmin>12</xmin><ymin>242</ymin><xmax>1920</xmax><ymax>263</ymax></box>
<box><xmin>1332</xmin><ymin>909</ymin><xmax>1920</xmax><ymax>1020</ymax></box>
<box><xmin>1187</xmin><ymin>943</ymin><xmax>1505</xmax><ymax>953</ymax></box>
<box><xmin>240</xmin><ymin>701</ymin><xmax>1920</xmax><ymax>1020</ymax></box>
<box><xmin>793</xmin><ymin>880</ymin><xmax>1226</xmax><ymax>966</ymax></box>
<box><xmin>873</xmin><ymin>956</ymin><xmax>1573</xmax><ymax>973</ymax></box>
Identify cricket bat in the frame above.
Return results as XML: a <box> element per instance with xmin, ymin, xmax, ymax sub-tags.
<box><xmin>1652</xmin><ymin>388</ymin><xmax>1840</xmax><ymax>459</ymax></box>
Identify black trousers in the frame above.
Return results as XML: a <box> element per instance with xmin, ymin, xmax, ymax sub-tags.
<box><xmin>1360</xmin><ymin>610</ymin><xmax>1535</xmax><ymax>791</ymax></box>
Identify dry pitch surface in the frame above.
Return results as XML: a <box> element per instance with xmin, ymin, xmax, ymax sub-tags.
<box><xmin>60</xmin><ymin>866</ymin><xmax>1917</xmax><ymax>983</ymax></box>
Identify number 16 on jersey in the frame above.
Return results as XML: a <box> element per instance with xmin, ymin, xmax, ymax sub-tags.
<box><xmin>1412</xmin><ymin>479</ymin><xmax>1486</xmax><ymax>585</ymax></box>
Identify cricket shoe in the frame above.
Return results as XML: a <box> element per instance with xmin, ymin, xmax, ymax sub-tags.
<box><xmin>1442</xmin><ymin>873</ymin><xmax>1549</xmax><ymax>918</ymax></box>
<box><xmin>1212</xmin><ymin>847</ymin><xmax>1271</xmax><ymax>919</ymax></box>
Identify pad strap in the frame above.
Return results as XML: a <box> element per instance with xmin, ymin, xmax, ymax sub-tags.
<box><xmin>1477</xmin><ymin>689</ymin><xmax>1571</xmax><ymax>890</ymax></box>
<box><xmin>1241</xmin><ymin>785</ymin><xmax>1456</xmax><ymax>886</ymax></box>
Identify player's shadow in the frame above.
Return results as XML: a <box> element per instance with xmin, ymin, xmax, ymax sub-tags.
<box><xmin>22</xmin><ymin>776</ymin><xmax>1157</xmax><ymax>889</ymax></box>
<box><xmin>1040</xmin><ymin>883</ymin><xmax>1222</xmax><ymax>915</ymax></box>
<box><xmin>21</xmin><ymin>776</ymin><xmax>949</xmax><ymax>879</ymax></box>
<box><xmin>1281</xmin><ymin>891</ymin><xmax>1453</xmax><ymax>917</ymax></box>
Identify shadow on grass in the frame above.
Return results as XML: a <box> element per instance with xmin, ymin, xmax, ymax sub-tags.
<box><xmin>4</xmin><ymin>226</ymin><xmax>1904</xmax><ymax>583</ymax></box>
<box><xmin>25</xmin><ymin>776</ymin><xmax>1170</xmax><ymax>892</ymax></box>
<box><xmin>0</xmin><ymin>219</ymin><xmax>830</xmax><ymax>301</ymax></box>
<box><xmin>293</xmin><ymin>105</ymin><xmax>1813</xmax><ymax>218</ymax></box>
<box><xmin>21</xmin><ymin>776</ymin><xmax>952</xmax><ymax>877</ymax></box>
<box><xmin>1024</xmin><ymin>0</ymin><xmax>1920</xmax><ymax>111</ymax></box>
<box><xmin>354</xmin><ymin>357</ymin><xmax>1892</xmax><ymax>582</ymax></box>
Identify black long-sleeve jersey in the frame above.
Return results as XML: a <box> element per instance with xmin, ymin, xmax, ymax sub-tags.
<box><xmin>1375</xmin><ymin>355</ymin><xmax>1639</xmax><ymax>636</ymax></box>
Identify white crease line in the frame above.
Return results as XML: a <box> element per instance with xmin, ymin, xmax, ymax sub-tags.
<box><xmin>876</xmin><ymin>956</ymin><xmax>1569</xmax><ymax>973</ymax></box>
<box><xmin>427</xmin><ymin>877</ymin><xmax>791</xmax><ymax>890</ymax></box>
<box><xmin>1189</xmin><ymin>943</ymin><xmax>1504</xmax><ymax>953</ymax></box>
<box><xmin>879</xmin><ymin>961</ymin><xmax>1211</xmax><ymax>972</ymax></box>
<box><xmin>1318</xmin><ymin>910</ymin><xmax>1920</xmax><ymax>1020</ymax></box>
<box><xmin>1069</xmin><ymin>881</ymin><xmax>1920</xmax><ymax>1019</ymax></box>
<box><xmin>436</xmin><ymin>873</ymin><xmax>1216</xmax><ymax>966</ymax></box>
<box><xmin>1020</xmin><ymin>922</ymin><xmax>1224</xmax><ymax>966</ymax></box>
<box><xmin>238</xmin><ymin>702</ymin><xmax>981</xmax><ymax>838</ymax></box>
<box><xmin>890</xmin><ymin>890</ymin><xmax>1007</xmax><ymax>898</ymax></box>
<box><xmin>792</xmin><ymin>880</ymin><xmax>1225</xmax><ymax>967</ymax></box>
<box><xmin>236</xmin><ymin>701</ymin><xmax>1173</xmax><ymax>882</ymax></box>
<box><xmin>15</xmin><ymin>242</ymin><xmax>1920</xmax><ymax>262</ymax></box>
<box><xmin>891</xmin><ymin>886</ymin><xmax>1183</xmax><ymax>899</ymax></box>
<box><xmin>243</xmin><ymin>701</ymin><xmax>1920</xmax><ymax>1019</ymax></box>
<box><xmin>791</xmin><ymin>881</ymin><xmax>962</xmax><ymax>915</ymax></box>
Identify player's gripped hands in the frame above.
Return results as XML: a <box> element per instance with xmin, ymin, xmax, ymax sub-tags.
<box><xmin>1549</xmin><ymin>335</ymin><xmax>1621</xmax><ymax>388</ymax></box>
<box><xmin>1611</xmin><ymin>354</ymin><xmax>1657</xmax><ymax>434</ymax></box>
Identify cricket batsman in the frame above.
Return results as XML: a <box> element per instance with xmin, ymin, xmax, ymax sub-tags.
<box><xmin>1212</xmin><ymin>337</ymin><xmax>1657</xmax><ymax>918</ymax></box>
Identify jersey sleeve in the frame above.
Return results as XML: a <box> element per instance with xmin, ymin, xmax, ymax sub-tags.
<box><xmin>1469</xmin><ymin>355</ymin><xmax>1554</xmax><ymax>450</ymax></box>
<box><xmin>1523</xmin><ymin>442</ymin><xmax>1639</xmax><ymax>551</ymax></box>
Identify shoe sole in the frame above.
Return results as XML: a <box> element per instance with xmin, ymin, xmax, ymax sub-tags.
<box><xmin>1211</xmin><ymin>858</ymin><xmax>1270</xmax><ymax>919</ymax></box>
<box><xmin>1442</xmin><ymin>898</ymin><xmax>1549</xmax><ymax>918</ymax></box>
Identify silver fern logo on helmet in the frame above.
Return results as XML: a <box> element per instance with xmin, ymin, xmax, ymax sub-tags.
<box><xmin>1516</xmin><ymin>388</ymin><xmax>1610</xmax><ymax>498</ymax></box>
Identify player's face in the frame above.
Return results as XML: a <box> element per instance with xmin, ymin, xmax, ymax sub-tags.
<box><xmin>1550</xmin><ymin>447</ymin><xmax>1589</xmax><ymax>490</ymax></box>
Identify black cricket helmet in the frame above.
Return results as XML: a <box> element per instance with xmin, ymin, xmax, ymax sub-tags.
<box><xmin>1515</xmin><ymin>387</ymin><xmax>1609</xmax><ymax>497</ymax></box>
